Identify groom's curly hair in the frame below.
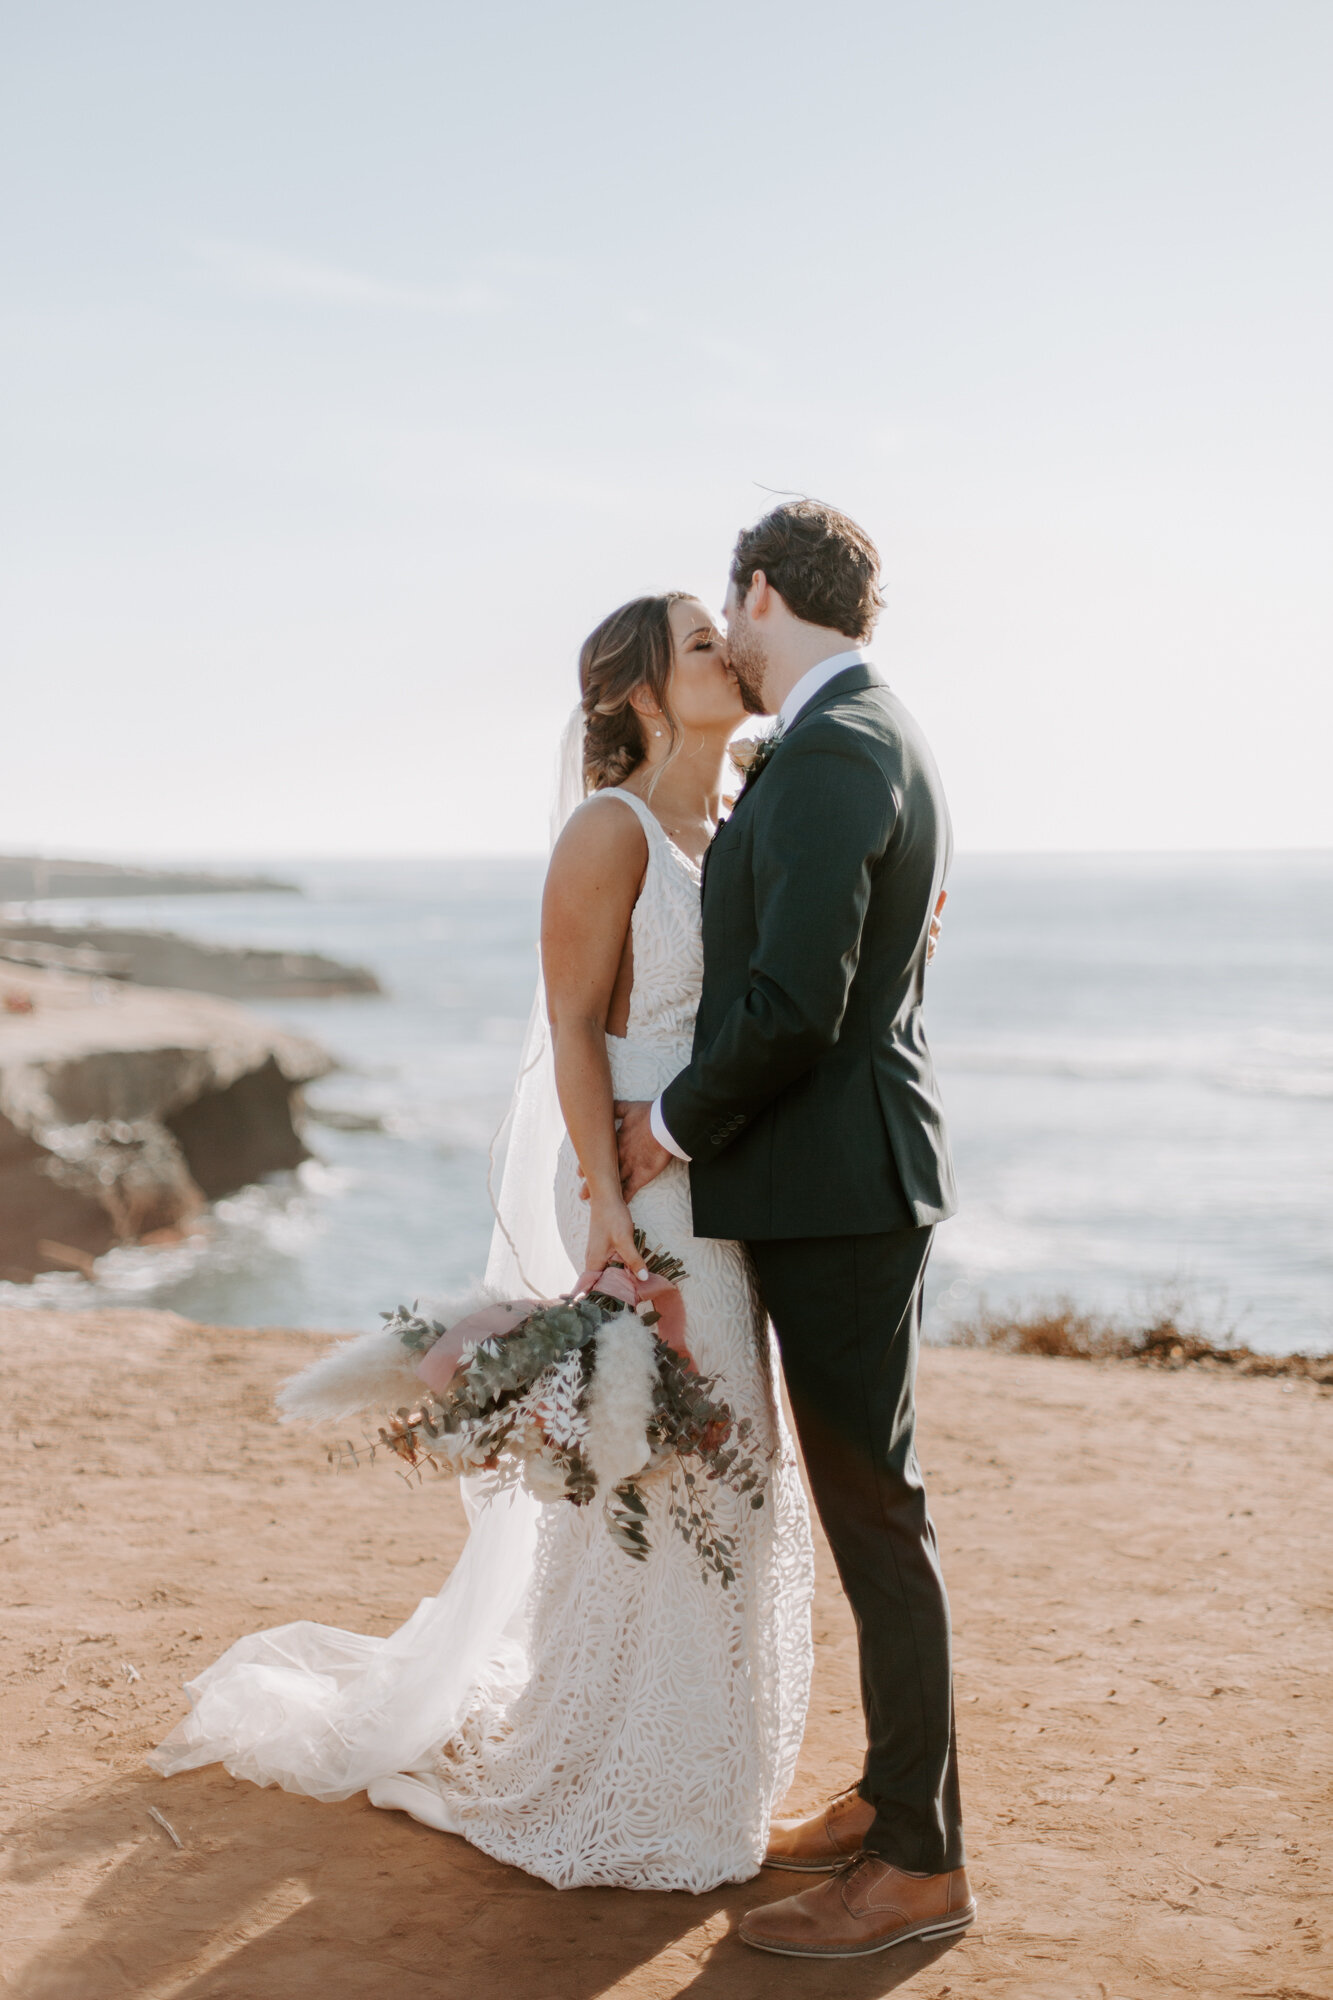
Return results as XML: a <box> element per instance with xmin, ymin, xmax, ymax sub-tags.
<box><xmin>730</xmin><ymin>499</ymin><xmax>884</xmax><ymax>640</ymax></box>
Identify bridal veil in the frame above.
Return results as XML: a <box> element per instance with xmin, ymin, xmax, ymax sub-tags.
<box><xmin>149</xmin><ymin>712</ymin><xmax>589</xmax><ymax>1801</ymax></box>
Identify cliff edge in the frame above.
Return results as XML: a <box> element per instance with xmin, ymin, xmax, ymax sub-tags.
<box><xmin>0</xmin><ymin>963</ymin><xmax>331</xmax><ymax>1281</ymax></box>
<box><xmin>0</xmin><ymin>920</ymin><xmax>381</xmax><ymax>999</ymax></box>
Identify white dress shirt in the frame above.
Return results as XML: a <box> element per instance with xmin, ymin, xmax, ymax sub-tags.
<box><xmin>775</xmin><ymin>647</ymin><xmax>869</xmax><ymax>730</ymax></box>
<box><xmin>649</xmin><ymin>648</ymin><xmax>872</xmax><ymax>1161</ymax></box>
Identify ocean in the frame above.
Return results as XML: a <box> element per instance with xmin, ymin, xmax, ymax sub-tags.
<box><xmin>5</xmin><ymin>852</ymin><xmax>1330</xmax><ymax>1354</ymax></box>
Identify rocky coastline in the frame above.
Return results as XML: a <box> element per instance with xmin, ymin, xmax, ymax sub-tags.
<box><xmin>0</xmin><ymin>921</ymin><xmax>380</xmax><ymax>1000</ymax></box>
<box><xmin>0</xmin><ymin>962</ymin><xmax>332</xmax><ymax>1283</ymax></box>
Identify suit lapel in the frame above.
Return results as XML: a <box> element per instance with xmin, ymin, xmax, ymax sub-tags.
<box><xmin>700</xmin><ymin>830</ymin><xmax>716</xmax><ymax>898</ymax></box>
<box><xmin>702</xmin><ymin>664</ymin><xmax>886</xmax><ymax>905</ymax></box>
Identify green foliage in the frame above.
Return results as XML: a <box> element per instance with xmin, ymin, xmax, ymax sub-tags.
<box><xmin>380</xmin><ymin>1302</ymin><xmax>451</xmax><ymax>1355</ymax></box>
<box><xmin>370</xmin><ymin>1238</ymin><xmax>773</xmax><ymax>1586</ymax></box>
<box><xmin>605</xmin><ymin>1481</ymin><xmax>651</xmax><ymax>1561</ymax></box>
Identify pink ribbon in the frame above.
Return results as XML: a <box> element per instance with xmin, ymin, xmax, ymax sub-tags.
<box><xmin>414</xmin><ymin>1264</ymin><xmax>691</xmax><ymax>1398</ymax></box>
<box><xmin>575</xmin><ymin>1264</ymin><xmax>691</xmax><ymax>1362</ymax></box>
<box><xmin>415</xmin><ymin>1300</ymin><xmax>530</xmax><ymax>1396</ymax></box>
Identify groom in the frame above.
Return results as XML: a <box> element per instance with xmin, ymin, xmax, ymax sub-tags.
<box><xmin>616</xmin><ymin>499</ymin><xmax>971</xmax><ymax>1959</ymax></box>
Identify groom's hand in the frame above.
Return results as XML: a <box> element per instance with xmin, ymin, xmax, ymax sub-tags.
<box><xmin>615</xmin><ymin>1100</ymin><xmax>672</xmax><ymax>1201</ymax></box>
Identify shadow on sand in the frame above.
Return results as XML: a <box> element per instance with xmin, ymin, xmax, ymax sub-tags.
<box><xmin>8</xmin><ymin>1766</ymin><xmax>967</xmax><ymax>2000</ymax></box>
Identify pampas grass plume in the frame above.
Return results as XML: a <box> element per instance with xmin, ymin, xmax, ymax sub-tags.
<box><xmin>582</xmin><ymin>1310</ymin><xmax>657</xmax><ymax>1490</ymax></box>
<box><xmin>276</xmin><ymin>1290</ymin><xmax>493</xmax><ymax>1424</ymax></box>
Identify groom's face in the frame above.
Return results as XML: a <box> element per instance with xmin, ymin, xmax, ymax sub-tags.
<box><xmin>723</xmin><ymin>579</ymin><xmax>771</xmax><ymax>715</ymax></box>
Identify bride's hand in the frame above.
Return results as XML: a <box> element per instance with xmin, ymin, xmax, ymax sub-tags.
<box><xmin>583</xmin><ymin>1195</ymin><xmax>649</xmax><ymax>1282</ymax></box>
<box><xmin>927</xmin><ymin>888</ymin><xmax>947</xmax><ymax>963</ymax></box>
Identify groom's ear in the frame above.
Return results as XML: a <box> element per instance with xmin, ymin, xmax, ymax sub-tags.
<box><xmin>746</xmin><ymin>571</ymin><xmax>772</xmax><ymax>621</ymax></box>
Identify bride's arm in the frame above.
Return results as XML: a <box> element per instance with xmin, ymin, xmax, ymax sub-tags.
<box><xmin>541</xmin><ymin>799</ymin><xmax>651</xmax><ymax>1279</ymax></box>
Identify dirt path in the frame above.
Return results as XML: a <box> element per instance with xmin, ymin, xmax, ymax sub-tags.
<box><xmin>1</xmin><ymin>1308</ymin><xmax>1329</xmax><ymax>1999</ymax></box>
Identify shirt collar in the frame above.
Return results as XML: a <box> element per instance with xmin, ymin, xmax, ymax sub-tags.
<box><xmin>777</xmin><ymin>648</ymin><xmax>870</xmax><ymax>731</ymax></box>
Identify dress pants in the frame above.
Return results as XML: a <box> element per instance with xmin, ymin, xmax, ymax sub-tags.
<box><xmin>747</xmin><ymin>1225</ymin><xmax>964</xmax><ymax>1874</ymax></box>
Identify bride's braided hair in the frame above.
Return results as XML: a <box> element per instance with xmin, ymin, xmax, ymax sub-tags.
<box><xmin>578</xmin><ymin>593</ymin><xmax>688</xmax><ymax>792</ymax></box>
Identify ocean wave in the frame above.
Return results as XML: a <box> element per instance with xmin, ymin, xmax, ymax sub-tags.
<box><xmin>0</xmin><ymin>1169</ymin><xmax>331</xmax><ymax>1314</ymax></box>
<box><xmin>934</xmin><ymin>1029</ymin><xmax>1333</xmax><ymax>1101</ymax></box>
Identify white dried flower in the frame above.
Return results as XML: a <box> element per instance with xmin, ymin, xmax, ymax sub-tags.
<box><xmin>276</xmin><ymin>1323</ymin><xmax>423</xmax><ymax>1424</ymax></box>
<box><xmin>522</xmin><ymin>1451</ymin><xmax>572</xmax><ymax>1502</ymax></box>
<box><xmin>582</xmin><ymin>1309</ymin><xmax>656</xmax><ymax>1491</ymax></box>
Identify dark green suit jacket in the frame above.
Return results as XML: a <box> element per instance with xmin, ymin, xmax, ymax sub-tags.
<box><xmin>660</xmin><ymin>663</ymin><xmax>957</xmax><ymax>1241</ymax></box>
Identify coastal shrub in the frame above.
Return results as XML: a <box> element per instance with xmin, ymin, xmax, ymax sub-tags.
<box><xmin>947</xmin><ymin>1297</ymin><xmax>1332</xmax><ymax>1384</ymax></box>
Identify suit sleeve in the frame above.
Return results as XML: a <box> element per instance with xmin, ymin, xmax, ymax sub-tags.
<box><xmin>660</xmin><ymin>725</ymin><xmax>897</xmax><ymax>1160</ymax></box>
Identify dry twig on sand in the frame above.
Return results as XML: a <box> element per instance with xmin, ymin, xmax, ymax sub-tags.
<box><xmin>146</xmin><ymin>1806</ymin><xmax>183</xmax><ymax>1849</ymax></box>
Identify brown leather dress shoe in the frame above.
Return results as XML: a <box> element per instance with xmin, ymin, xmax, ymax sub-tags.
<box><xmin>763</xmin><ymin>1783</ymin><xmax>877</xmax><ymax>1871</ymax></box>
<box><xmin>740</xmin><ymin>1853</ymin><xmax>976</xmax><ymax>1958</ymax></box>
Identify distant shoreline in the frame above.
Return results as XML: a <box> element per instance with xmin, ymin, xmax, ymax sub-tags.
<box><xmin>5</xmin><ymin>846</ymin><xmax>1330</xmax><ymax>872</ymax></box>
<box><xmin>0</xmin><ymin>855</ymin><xmax>298</xmax><ymax>900</ymax></box>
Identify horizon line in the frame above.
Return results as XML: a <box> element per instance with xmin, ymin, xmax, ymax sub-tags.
<box><xmin>3</xmin><ymin>844</ymin><xmax>1331</xmax><ymax>868</ymax></box>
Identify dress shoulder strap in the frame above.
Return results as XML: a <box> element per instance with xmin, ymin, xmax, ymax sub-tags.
<box><xmin>583</xmin><ymin>786</ymin><xmax>666</xmax><ymax>847</ymax></box>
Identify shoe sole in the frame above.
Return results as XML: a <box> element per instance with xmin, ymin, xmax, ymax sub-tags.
<box><xmin>761</xmin><ymin>1852</ymin><xmax>861</xmax><ymax>1873</ymax></box>
<box><xmin>740</xmin><ymin>1904</ymin><xmax>977</xmax><ymax>1959</ymax></box>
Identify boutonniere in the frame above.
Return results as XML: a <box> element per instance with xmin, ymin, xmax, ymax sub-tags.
<box><xmin>729</xmin><ymin>723</ymin><xmax>786</xmax><ymax>794</ymax></box>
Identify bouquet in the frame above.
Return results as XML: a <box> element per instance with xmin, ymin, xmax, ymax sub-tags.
<box><xmin>278</xmin><ymin>1233</ymin><xmax>767</xmax><ymax>1586</ymax></box>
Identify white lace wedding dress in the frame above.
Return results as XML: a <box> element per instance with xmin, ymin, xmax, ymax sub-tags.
<box><xmin>150</xmin><ymin>785</ymin><xmax>814</xmax><ymax>1893</ymax></box>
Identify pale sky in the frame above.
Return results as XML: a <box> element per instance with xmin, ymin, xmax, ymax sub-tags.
<box><xmin>4</xmin><ymin>1</ymin><xmax>1330</xmax><ymax>857</ymax></box>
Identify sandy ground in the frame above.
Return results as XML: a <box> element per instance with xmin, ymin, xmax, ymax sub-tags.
<box><xmin>1</xmin><ymin>1308</ymin><xmax>1329</xmax><ymax>2000</ymax></box>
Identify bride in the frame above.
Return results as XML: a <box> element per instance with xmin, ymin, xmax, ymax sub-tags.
<box><xmin>150</xmin><ymin>591</ymin><xmax>815</xmax><ymax>1893</ymax></box>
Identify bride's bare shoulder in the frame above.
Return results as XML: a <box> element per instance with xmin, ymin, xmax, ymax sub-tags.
<box><xmin>546</xmin><ymin>792</ymin><xmax>649</xmax><ymax>897</ymax></box>
<box><xmin>548</xmin><ymin>796</ymin><xmax>648</xmax><ymax>876</ymax></box>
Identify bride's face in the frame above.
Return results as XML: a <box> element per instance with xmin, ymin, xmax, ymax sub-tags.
<box><xmin>661</xmin><ymin>598</ymin><xmax>748</xmax><ymax>733</ymax></box>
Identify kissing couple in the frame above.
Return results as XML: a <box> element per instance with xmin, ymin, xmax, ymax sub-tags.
<box><xmin>152</xmin><ymin>498</ymin><xmax>972</xmax><ymax>1962</ymax></box>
